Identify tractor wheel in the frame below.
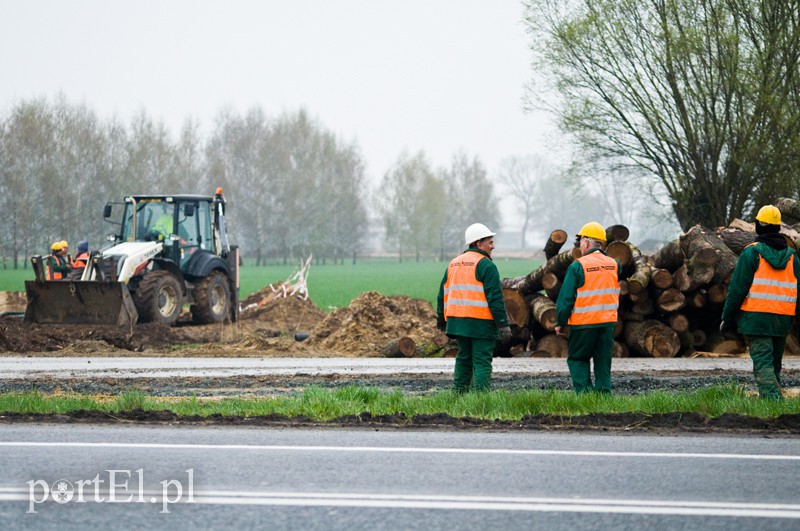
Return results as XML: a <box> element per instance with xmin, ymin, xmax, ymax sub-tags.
<box><xmin>191</xmin><ymin>271</ymin><xmax>231</xmax><ymax>324</ymax></box>
<box><xmin>134</xmin><ymin>270</ymin><xmax>184</xmax><ymax>325</ymax></box>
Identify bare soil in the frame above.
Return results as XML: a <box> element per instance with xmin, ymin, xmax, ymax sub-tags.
<box><xmin>2</xmin><ymin>290</ymin><xmax>799</xmax><ymax>434</ymax></box>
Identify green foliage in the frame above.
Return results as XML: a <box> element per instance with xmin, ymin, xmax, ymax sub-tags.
<box><xmin>1</xmin><ymin>384</ymin><xmax>797</xmax><ymax>420</ymax></box>
<box><xmin>526</xmin><ymin>0</ymin><xmax>800</xmax><ymax>230</ymax></box>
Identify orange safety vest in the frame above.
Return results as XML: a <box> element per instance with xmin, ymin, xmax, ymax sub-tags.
<box><xmin>740</xmin><ymin>251</ymin><xmax>797</xmax><ymax>315</ymax></box>
<box><xmin>73</xmin><ymin>252</ymin><xmax>90</xmax><ymax>269</ymax></box>
<box><xmin>443</xmin><ymin>250</ymin><xmax>493</xmax><ymax>321</ymax></box>
<box><xmin>568</xmin><ymin>251</ymin><xmax>620</xmax><ymax>326</ymax></box>
<box><xmin>46</xmin><ymin>254</ymin><xmax>64</xmax><ymax>280</ymax></box>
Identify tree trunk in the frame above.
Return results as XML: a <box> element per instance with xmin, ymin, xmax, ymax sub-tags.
<box><xmin>651</xmin><ymin>268</ymin><xmax>674</xmax><ymax>289</ymax></box>
<box><xmin>652</xmin><ymin>240</ymin><xmax>685</xmax><ymax>271</ymax></box>
<box><xmin>625</xmin><ymin>242</ymin><xmax>651</xmax><ymax>296</ymax></box>
<box><xmin>707</xmin><ymin>283</ymin><xmax>728</xmax><ymax>305</ymax></box>
<box><xmin>776</xmin><ymin>197</ymin><xmax>800</xmax><ymax>224</ymax></box>
<box><xmin>680</xmin><ymin>225</ymin><xmax>737</xmax><ymax>284</ymax></box>
<box><xmin>672</xmin><ymin>264</ymin><xmax>691</xmax><ymax>291</ymax></box>
<box><xmin>624</xmin><ymin>320</ymin><xmax>681</xmax><ymax>357</ymax></box>
<box><xmin>542</xmin><ymin>272</ymin><xmax>561</xmax><ymax>299</ymax></box>
<box><xmin>381</xmin><ymin>337</ymin><xmax>417</xmax><ymax>358</ymax></box>
<box><xmin>605</xmin><ymin>240</ymin><xmax>633</xmax><ymax>267</ymax></box>
<box><xmin>502</xmin><ymin>249</ymin><xmax>575</xmax><ymax>296</ymax></box>
<box><xmin>613</xmin><ymin>340</ymin><xmax>630</xmax><ymax>358</ymax></box>
<box><xmin>502</xmin><ymin>288</ymin><xmax>529</xmax><ymax>327</ymax></box>
<box><xmin>543</xmin><ymin>229</ymin><xmax>568</xmax><ymax>260</ymax></box>
<box><xmin>605</xmin><ymin>224</ymin><xmax>630</xmax><ymax>243</ymax></box>
<box><xmin>531</xmin><ymin>333</ymin><xmax>568</xmax><ymax>358</ymax></box>
<box><xmin>716</xmin><ymin>227</ymin><xmax>755</xmax><ymax>255</ymax></box>
<box><xmin>685</xmin><ymin>289</ymin><xmax>708</xmax><ymax>309</ymax></box>
<box><xmin>668</xmin><ymin>313</ymin><xmax>689</xmax><ymax>333</ymax></box>
<box><xmin>655</xmin><ymin>288</ymin><xmax>686</xmax><ymax>313</ymax></box>
<box><xmin>530</xmin><ymin>293</ymin><xmax>557</xmax><ymax>331</ymax></box>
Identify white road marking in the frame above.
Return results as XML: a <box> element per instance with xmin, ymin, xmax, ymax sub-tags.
<box><xmin>0</xmin><ymin>441</ymin><xmax>799</xmax><ymax>461</ymax></box>
<box><xmin>0</xmin><ymin>488</ymin><xmax>798</xmax><ymax>518</ymax></box>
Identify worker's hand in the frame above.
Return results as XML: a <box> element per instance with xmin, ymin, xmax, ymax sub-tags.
<box><xmin>719</xmin><ymin>320</ymin><xmax>732</xmax><ymax>333</ymax></box>
<box><xmin>499</xmin><ymin>326</ymin><xmax>512</xmax><ymax>344</ymax></box>
<box><xmin>555</xmin><ymin>326</ymin><xmax>565</xmax><ymax>337</ymax></box>
<box><xmin>437</xmin><ymin>317</ymin><xmax>446</xmax><ymax>332</ymax></box>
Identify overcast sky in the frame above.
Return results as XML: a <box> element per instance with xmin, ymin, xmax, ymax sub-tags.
<box><xmin>0</xmin><ymin>1</ymin><xmax>563</xmax><ymax>183</ymax></box>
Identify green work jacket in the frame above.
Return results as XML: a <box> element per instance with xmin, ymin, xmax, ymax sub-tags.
<box><xmin>721</xmin><ymin>241</ymin><xmax>800</xmax><ymax>337</ymax></box>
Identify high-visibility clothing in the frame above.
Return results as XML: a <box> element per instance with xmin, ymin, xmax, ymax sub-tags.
<box><xmin>73</xmin><ymin>252</ymin><xmax>90</xmax><ymax>270</ymax></box>
<box><xmin>46</xmin><ymin>254</ymin><xmax>65</xmax><ymax>280</ymax></box>
<box><xmin>443</xmin><ymin>250</ymin><xmax>493</xmax><ymax>321</ymax></box>
<box><xmin>740</xmin><ymin>252</ymin><xmax>797</xmax><ymax>315</ymax></box>
<box><xmin>567</xmin><ymin>251</ymin><xmax>620</xmax><ymax>326</ymax></box>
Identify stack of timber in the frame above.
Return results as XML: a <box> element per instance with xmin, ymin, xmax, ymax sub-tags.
<box><xmin>499</xmin><ymin>201</ymin><xmax>800</xmax><ymax>359</ymax></box>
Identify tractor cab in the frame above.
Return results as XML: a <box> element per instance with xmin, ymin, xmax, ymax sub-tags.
<box><xmin>115</xmin><ymin>196</ymin><xmax>215</xmax><ymax>271</ymax></box>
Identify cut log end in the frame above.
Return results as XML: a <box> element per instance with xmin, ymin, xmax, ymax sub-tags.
<box><xmin>381</xmin><ymin>337</ymin><xmax>417</xmax><ymax>358</ymax></box>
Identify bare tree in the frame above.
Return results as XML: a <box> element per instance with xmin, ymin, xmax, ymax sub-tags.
<box><xmin>498</xmin><ymin>154</ymin><xmax>555</xmax><ymax>249</ymax></box>
<box><xmin>526</xmin><ymin>0</ymin><xmax>800</xmax><ymax>230</ymax></box>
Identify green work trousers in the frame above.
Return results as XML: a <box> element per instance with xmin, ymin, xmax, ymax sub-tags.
<box><xmin>746</xmin><ymin>335</ymin><xmax>784</xmax><ymax>400</ymax></box>
<box><xmin>566</xmin><ymin>325</ymin><xmax>615</xmax><ymax>394</ymax></box>
<box><xmin>453</xmin><ymin>337</ymin><xmax>496</xmax><ymax>392</ymax></box>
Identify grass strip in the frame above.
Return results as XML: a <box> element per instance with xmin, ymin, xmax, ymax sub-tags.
<box><xmin>0</xmin><ymin>384</ymin><xmax>798</xmax><ymax>421</ymax></box>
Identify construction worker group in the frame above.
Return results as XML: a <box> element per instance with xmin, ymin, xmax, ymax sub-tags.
<box><xmin>439</xmin><ymin>206</ymin><xmax>792</xmax><ymax>400</ymax></box>
<box><xmin>47</xmin><ymin>240</ymin><xmax>89</xmax><ymax>281</ymax></box>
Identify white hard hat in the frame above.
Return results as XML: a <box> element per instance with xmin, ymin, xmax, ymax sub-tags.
<box><xmin>464</xmin><ymin>223</ymin><xmax>495</xmax><ymax>245</ymax></box>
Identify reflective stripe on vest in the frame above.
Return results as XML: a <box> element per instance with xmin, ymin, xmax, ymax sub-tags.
<box><xmin>568</xmin><ymin>252</ymin><xmax>620</xmax><ymax>326</ymax></box>
<box><xmin>740</xmin><ymin>253</ymin><xmax>797</xmax><ymax>315</ymax></box>
<box><xmin>443</xmin><ymin>250</ymin><xmax>493</xmax><ymax>320</ymax></box>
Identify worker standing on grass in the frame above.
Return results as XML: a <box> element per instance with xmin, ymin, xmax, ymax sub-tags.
<box><xmin>437</xmin><ymin>223</ymin><xmax>511</xmax><ymax>393</ymax></box>
<box><xmin>720</xmin><ymin>205</ymin><xmax>800</xmax><ymax>400</ymax></box>
<box><xmin>555</xmin><ymin>222</ymin><xmax>621</xmax><ymax>394</ymax></box>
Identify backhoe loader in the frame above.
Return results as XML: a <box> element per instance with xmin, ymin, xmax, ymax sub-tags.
<box><xmin>24</xmin><ymin>188</ymin><xmax>239</xmax><ymax>327</ymax></box>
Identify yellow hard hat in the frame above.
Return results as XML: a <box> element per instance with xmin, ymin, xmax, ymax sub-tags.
<box><xmin>755</xmin><ymin>205</ymin><xmax>781</xmax><ymax>225</ymax></box>
<box><xmin>51</xmin><ymin>241</ymin><xmax>62</xmax><ymax>251</ymax></box>
<box><xmin>577</xmin><ymin>221</ymin><xmax>607</xmax><ymax>242</ymax></box>
<box><xmin>60</xmin><ymin>240</ymin><xmax>69</xmax><ymax>249</ymax></box>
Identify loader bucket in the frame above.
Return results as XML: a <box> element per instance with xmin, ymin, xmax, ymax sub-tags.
<box><xmin>24</xmin><ymin>280</ymin><xmax>138</xmax><ymax>327</ymax></box>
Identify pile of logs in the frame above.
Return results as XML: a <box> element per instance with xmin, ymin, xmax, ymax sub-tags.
<box><xmin>500</xmin><ymin>198</ymin><xmax>800</xmax><ymax>359</ymax></box>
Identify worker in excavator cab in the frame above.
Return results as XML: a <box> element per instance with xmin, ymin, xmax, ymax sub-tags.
<box><xmin>147</xmin><ymin>203</ymin><xmax>174</xmax><ymax>242</ymax></box>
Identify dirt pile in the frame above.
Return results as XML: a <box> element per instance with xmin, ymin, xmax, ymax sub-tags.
<box><xmin>0</xmin><ymin>317</ymin><xmax>190</xmax><ymax>353</ymax></box>
<box><xmin>239</xmin><ymin>284</ymin><xmax>326</xmax><ymax>334</ymax></box>
<box><xmin>1</xmin><ymin>289</ymin><xmax>443</xmax><ymax>357</ymax></box>
<box><xmin>0</xmin><ymin>291</ymin><xmax>26</xmax><ymax>313</ymax></box>
<box><xmin>307</xmin><ymin>291</ymin><xmax>439</xmax><ymax>356</ymax></box>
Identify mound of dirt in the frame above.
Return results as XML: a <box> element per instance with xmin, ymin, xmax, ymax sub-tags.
<box><xmin>239</xmin><ymin>285</ymin><xmax>326</xmax><ymax>335</ymax></box>
<box><xmin>307</xmin><ymin>291</ymin><xmax>438</xmax><ymax>356</ymax></box>
<box><xmin>0</xmin><ymin>292</ymin><xmax>26</xmax><ymax>313</ymax></box>
<box><xmin>0</xmin><ymin>317</ymin><xmax>191</xmax><ymax>353</ymax></box>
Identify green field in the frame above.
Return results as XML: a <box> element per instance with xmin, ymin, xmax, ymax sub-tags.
<box><xmin>0</xmin><ymin>257</ymin><xmax>542</xmax><ymax>310</ymax></box>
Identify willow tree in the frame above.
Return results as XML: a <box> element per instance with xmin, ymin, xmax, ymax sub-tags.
<box><xmin>525</xmin><ymin>0</ymin><xmax>800</xmax><ymax>230</ymax></box>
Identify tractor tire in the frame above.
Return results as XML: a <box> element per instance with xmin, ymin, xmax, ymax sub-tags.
<box><xmin>134</xmin><ymin>270</ymin><xmax>184</xmax><ymax>325</ymax></box>
<box><xmin>191</xmin><ymin>271</ymin><xmax>231</xmax><ymax>324</ymax></box>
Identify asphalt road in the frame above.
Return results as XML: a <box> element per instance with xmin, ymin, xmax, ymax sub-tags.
<box><xmin>0</xmin><ymin>425</ymin><xmax>798</xmax><ymax>530</ymax></box>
